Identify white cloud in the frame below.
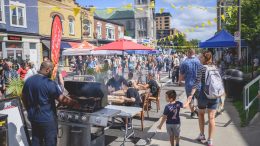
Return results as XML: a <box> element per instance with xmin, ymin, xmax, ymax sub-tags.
<box><xmin>159</xmin><ymin>0</ymin><xmax>217</xmax><ymax>41</ymax></box>
<box><xmin>171</xmin><ymin>6</ymin><xmax>217</xmax><ymax>41</ymax></box>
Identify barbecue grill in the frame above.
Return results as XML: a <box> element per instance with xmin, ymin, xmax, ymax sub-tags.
<box><xmin>57</xmin><ymin>81</ymin><xmax>120</xmax><ymax>146</ymax></box>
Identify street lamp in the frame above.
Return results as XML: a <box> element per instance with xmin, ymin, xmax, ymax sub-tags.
<box><xmin>238</xmin><ymin>0</ymin><xmax>241</xmax><ymax>60</ymax></box>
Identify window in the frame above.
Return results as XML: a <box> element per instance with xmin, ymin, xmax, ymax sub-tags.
<box><xmin>10</xmin><ymin>1</ymin><xmax>26</xmax><ymax>27</ymax></box>
<box><xmin>30</xmin><ymin>43</ymin><xmax>36</xmax><ymax>49</ymax></box>
<box><xmin>96</xmin><ymin>22</ymin><xmax>102</xmax><ymax>39</ymax></box>
<box><xmin>106</xmin><ymin>24</ymin><xmax>115</xmax><ymax>40</ymax></box>
<box><xmin>69</xmin><ymin>18</ymin><xmax>75</xmax><ymax>35</ymax></box>
<box><xmin>6</xmin><ymin>42</ymin><xmax>23</xmax><ymax>48</ymax></box>
<box><xmin>137</xmin><ymin>0</ymin><xmax>147</xmax><ymax>4</ymax></box>
<box><xmin>137</xmin><ymin>18</ymin><xmax>147</xmax><ymax>30</ymax></box>
<box><xmin>0</xmin><ymin>0</ymin><xmax>5</xmax><ymax>23</ymax></box>
<box><xmin>138</xmin><ymin>30</ymin><xmax>147</xmax><ymax>38</ymax></box>
<box><xmin>83</xmin><ymin>19</ymin><xmax>91</xmax><ymax>37</ymax></box>
<box><xmin>118</xmin><ymin>27</ymin><xmax>123</xmax><ymax>39</ymax></box>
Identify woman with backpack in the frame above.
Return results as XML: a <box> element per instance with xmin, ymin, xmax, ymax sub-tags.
<box><xmin>188</xmin><ymin>50</ymin><xmax>224</xmax><ymax>146</ymax></box>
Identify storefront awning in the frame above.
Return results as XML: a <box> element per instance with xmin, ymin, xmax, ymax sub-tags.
<box><xmin>41</xmin><ymin>40</ymin><xmax>71</xmax><ymax>50</ymax></box>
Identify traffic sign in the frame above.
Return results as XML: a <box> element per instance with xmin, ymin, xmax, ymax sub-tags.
<box><xmin>234</xmin><ymin>31</ymin><xmax>240</xmax><ymax>41</ymax></box>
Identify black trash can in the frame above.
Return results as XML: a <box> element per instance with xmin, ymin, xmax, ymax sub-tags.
<box><xmin>223</xmin><ymin>69</ymin><xmax>236</xmax><ymax>98</ymax></box>
<box><xmin>0</xmin><ymin>114</ymin><xmax>8</xmax><ymax>146</ymax></box>
<box><xmin>229</xmin><ymin>70</ymin><xmax>245</xmax><ymax>100</ymax></box>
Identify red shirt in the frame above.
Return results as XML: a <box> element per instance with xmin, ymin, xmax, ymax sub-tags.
<box><xmin>17</xmin><ymin>68</ymin><xmax>28</xmax><ymax>79</ymax></box>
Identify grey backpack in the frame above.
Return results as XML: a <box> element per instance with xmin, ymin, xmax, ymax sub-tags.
<box><xmin>204</xmin><ymin>65</ymin><xmax>225</xmax><ymax>99</ymax></box>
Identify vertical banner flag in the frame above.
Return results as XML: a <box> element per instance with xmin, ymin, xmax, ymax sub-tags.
<box><xmin>50</xmin><ymin>15</ymin><xmax>62</xmax><ymax>80</ymax></box>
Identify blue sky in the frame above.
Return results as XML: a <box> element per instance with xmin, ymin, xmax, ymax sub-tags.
<box><xmin>76</xmin><ymin>0</ymin><xmax>217</xmax><ymax>41</ymax></box>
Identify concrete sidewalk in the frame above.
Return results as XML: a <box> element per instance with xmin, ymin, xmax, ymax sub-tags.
<box><xmin>140</xmin><ymin>84</ymin><xmax>260</xmax><ymax>146</ymax></box>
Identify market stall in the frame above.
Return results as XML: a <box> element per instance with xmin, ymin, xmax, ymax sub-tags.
<box><xmin>94</xmin><ymin>39</ymin><xmax>154</xmax><ymax>52</ymax></box>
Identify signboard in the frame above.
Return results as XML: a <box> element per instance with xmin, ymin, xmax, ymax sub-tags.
<box><xmin>50</xmin><ymin>15</ymin><xmax>62</xmax><ymax>80</ymax></box>
<box><xmin>8</xmin><ymin>35</ymin><xmax>22</xmax><ymax>41</ymax></box>
<box><xmin>234</xmin><ymin>31</ymin><xmax>240</xmax><ymax>41</ymax></box>
<box><xmin>0</xmin><ymin>98</ymin><xmax>30</xmax><ymax>146</ymax></box>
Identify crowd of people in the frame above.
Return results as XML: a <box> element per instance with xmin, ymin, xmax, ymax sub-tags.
<box><xmin>12</xmin><ymin>48</ymin><xmax>227</xmax><ymax>146</ymax></box>
<box><xmin>0</xmin><ymin>58</ymin><xmax>37</xmax><ymax>98</ymax></box>
<box><xmin>157</xmin><ymin>49</ymin><xmax>225</xmax><ymax>146</ymax></box>
<box><xmin>68</xmin><ymin>52</ymin><xmax>188</xmax><ymax>84</ymax></box>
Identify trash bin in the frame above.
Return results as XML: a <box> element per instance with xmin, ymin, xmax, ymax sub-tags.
<box><xmin>229</xmin><ymin>70</ymin><xmax>245</xmax><ymax>100</ymax></box>
<box><xmin>223</xmin><ymin>69</ymin><xmax>236</xmax><ymax>98</ymax></box>
<box><xmin>0</xmin><ymin>114</ymin><xmax>8</xmax><ymax>146</ymax></box>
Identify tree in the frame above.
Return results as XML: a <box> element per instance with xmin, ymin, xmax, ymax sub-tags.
<box><xmin>225</xmin><ymin>0</ymin><xmax>260</xmax><ymax>50</ymax></box>
<box><xmin>189</xmin><ymin>39</ymin><xmax>200</xmax><ymax>46</ymax></box>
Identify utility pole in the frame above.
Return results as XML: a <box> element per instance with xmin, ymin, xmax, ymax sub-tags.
<box><xmin>238</xmin><ymin>0</ymin><xmax>241</xmax><ymax>60</ymax></box>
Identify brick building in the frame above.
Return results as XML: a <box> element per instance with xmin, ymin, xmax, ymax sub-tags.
<box><xmin>94</xmin><ymin>16</ymin><xmax>124</xmax><ymax>46</ymax></box>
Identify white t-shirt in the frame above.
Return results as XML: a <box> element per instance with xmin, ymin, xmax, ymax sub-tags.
<box><xmin>174</xmin><ymin>58</ymin><xmax>180</xmax><ymax>66</ymax></box>
<box><xmin>24</xmin><ymin>68</ymin><xmax>37</xmax><ymax>81</ymax></box>
<box><xmin>253</xmin><ymin>58</ymin><xmax>259</xmax><ymax>67</ymax></box>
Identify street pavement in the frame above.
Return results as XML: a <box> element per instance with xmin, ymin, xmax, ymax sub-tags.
<box><xmin>105</xmin><ymin>70</ymin><xmax>260</xmax><ymax>146</ymax></box>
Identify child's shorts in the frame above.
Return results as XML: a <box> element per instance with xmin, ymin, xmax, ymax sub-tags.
<box><xmin>166</xmin><ymin>124</ymin><xmax>180</xmax><ymax>137</ymax></box>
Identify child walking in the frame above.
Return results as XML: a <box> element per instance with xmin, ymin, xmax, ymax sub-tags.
<box><xmin>157</xmin><ymin>90</ymin><xmax>192</xmax><ymax>146</ymax></box>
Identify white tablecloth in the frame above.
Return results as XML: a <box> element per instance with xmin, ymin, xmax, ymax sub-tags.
<box><xmin>105</xmin><ymin>105</ymin><xmax>142</xmax><ymax>117</ymax></box>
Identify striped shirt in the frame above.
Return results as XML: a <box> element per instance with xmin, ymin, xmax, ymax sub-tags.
<box><xmin>193</xmin><ymin>65</ymin><xmax>206</xmax><ymax>90</ymax></box>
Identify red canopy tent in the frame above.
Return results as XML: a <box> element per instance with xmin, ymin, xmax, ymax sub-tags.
<box><xmin>68</xmin><ymin>40</ymin><xmax>96</xmax><ymax>49</ymax></box>
<box><xmin>94</xmin><ymin>39</ymin><xmax>154</xmax><ymax>51</ymax></box>
<box><xmin>62</xmin><ymin>41</ymin><xmax>96</xmax><ymax>56</ymax></box>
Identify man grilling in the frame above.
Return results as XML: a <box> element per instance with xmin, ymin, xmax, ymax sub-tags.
<box><xmin>22</xmin><ymin>61</ymin><xmax>78</xmax><ymax>146</ymax></box>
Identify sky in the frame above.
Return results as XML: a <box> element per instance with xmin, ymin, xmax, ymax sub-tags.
<box><xmin>76</xmin><ymin>0</ymin><xmax>217</xmax><ymax>41</ymax></box>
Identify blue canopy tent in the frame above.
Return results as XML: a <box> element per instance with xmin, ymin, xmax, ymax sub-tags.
<box><xmin>199</xmin><ymin>29</ymin><xmax>237</xmax><ymax>48</ymax></box>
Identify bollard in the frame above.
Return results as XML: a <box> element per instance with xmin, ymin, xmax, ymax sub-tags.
<box><xmin>258</xmin><ymin>80</ymin><xmax>260</xmax><ymax>112</ymax></box>
<box><xmin>258</xmin><ymin>89</ymin><xmax>260</xmax><ymax>112</ymax></box>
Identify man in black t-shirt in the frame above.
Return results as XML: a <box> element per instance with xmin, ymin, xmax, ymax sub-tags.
<box><xmin>76</xmin><ymin>56</ymin><xmax>84</xmax><ymax>75</ymax></box>
<box><xmin>126</xmin><ymin>81</ymin><xmax>141</xmax><ymax>107</ymax></box>
<box><xmin>139</xmin><ymin>73</ymin><xmax>159</xmax><ymax>97</ymax></box>
<box><xmin>22</xmin><ymin>61</ymin><xmax>78</xmax><ymax>146</ymax></box>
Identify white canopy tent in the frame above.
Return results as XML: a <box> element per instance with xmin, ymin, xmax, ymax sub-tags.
<box><xmin>62</xmin><ymin>49</ymin><xmax>92</xmax><ymax>56</ymax></box>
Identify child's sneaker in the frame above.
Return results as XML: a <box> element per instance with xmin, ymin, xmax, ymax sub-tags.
<box><xmin>207</xmin><ymin>139</ymin><xmax>213</xmax><ymax>146</ymax></box>
<box><xmin>196</xmin><ymin>133</ymin><xmax>206</xmax><ymax>143</ymax></box>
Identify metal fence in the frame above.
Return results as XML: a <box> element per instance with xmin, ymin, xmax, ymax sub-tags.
<box><xmin>243</xmin><ymin>75</ymin><xmax>260</xmax><ymax>121</ymax></box>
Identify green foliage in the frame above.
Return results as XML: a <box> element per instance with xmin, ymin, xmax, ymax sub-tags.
<box><xmin>234</xmin><ymin>99</ymin><xmax>259</xmax><ymax>127</ymax></box>
<box><xmin>100</xmin><ymin>64</ymin><xmax>110</xmax><ymax>72</ymax></box>
<box><xmin>6</xmin><ymin>78</ymin><xmax>24</xmax><ymax>97</ymax></box>
<box><xmin>225</xmin><ymin>0</ymin><xmax>260</xmax><ymax>49</ymax></box>
<box><xmin>86</xmin><ymin>68</ymin><xmax>95</xmax><ymax>75</ymax></box>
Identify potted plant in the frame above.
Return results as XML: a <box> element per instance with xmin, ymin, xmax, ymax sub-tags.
<box><xmin>6</xmin><ymin>78</ymin><xmax>24</xmax><ymax>98</ymax></box>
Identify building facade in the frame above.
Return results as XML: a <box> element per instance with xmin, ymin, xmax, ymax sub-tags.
<box><xmin>81</xmin><ymin>7</ymin><xmax>95</xmax><ymax>43</ymax></box>
<box><xmin>108</xmin><ymin>10</ymin><xmax>135</xmax><ymax>39</ymax></box>
<box><xmin>156</xmin><ymin>12</ymin><xmax>172</xmax><ymax>39</ymax></box>
<box><xmin>94</xmin><ymin>16</ymin><xmax>124</xmax><ymax>46</ymax></box>
<box><xmin>134</xmin><ymin>0</ymin><xmax>156</xmax><ymax>43</ymax></box>
<box><xmin>0</xmin><ymin>0</ymin><xmax>41</xmax><ymax>66</ymax></box>
<box><xmin>38</xmin><ymin>0</ymin><xmax>81</xmax><ymax>59</ymax></box>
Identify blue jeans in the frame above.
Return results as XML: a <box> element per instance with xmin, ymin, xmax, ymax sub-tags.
<box><xmin>198</xmin><ymin>85</ymin><xmax>219</xmax><ymax>110</ymax></box>
<box><xmin>31</xmin><ymin>120</ymin><xmax>58</xmax><ymax>146</ymax></box>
